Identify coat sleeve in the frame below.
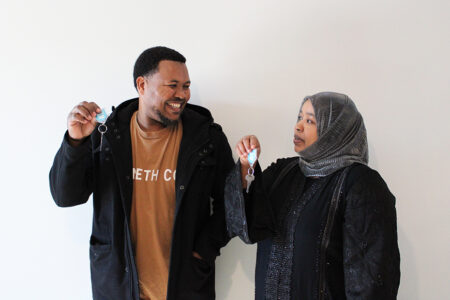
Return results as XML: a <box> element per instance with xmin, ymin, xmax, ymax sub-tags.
<box><xmin>193</xmin><ymin>127</ymin><xmax>235</xmax><ymax>263</ymax></box>
<box><xmin>49</xmin><ymin>132</ymin><xmax>94</xmax><ymax>207</ymax></box>
<box><xmin>342</xmin><ymin>168</ymin><xmax>400</xmax><ymax>300</ymax></box>
<box><xmin>224</xmin><ymin>158</ymin><xmax>291</xmax><ymax>244</ymax></box>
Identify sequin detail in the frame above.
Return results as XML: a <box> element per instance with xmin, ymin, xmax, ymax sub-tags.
<box><xmin>264</xmin><ymin>178</ymin><xmax>326</xmax><ymax>300</ymax></box>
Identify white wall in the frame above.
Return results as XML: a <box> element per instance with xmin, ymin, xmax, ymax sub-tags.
<box><xmin>1</xmin><ymin>0</ymin><xmax>449</xmax><ymax>299</ymax></box>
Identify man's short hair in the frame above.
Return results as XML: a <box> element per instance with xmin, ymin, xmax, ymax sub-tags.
<box><xmin>133</xmin><ymin>46</ymin><xmax>186</xmax><ymax>89</ymax></box>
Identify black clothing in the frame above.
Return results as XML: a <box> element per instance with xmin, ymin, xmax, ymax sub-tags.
<box><xmin>50</xmin><ymin>98</ymin><xmax>234</xmax><ymax>300</ymax></box>
<box><xmin>225</xmin><ymin>157</ymin><xmax>400</xmax><ymax>300</ymax></box>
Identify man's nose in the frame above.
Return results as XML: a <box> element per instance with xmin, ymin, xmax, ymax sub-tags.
<box><xmin>175</xmin><ymin>87</ymin><xmax>187</xmax><ymax>100</ymax></box>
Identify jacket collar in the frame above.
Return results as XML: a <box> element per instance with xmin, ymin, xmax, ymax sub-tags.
<box><xmin>106</xmin><ymin>97</ymin><xmax>215</xmax><ymax>221</ymax></box>
<box><xmin>109</xmin><ymin>97</ymin><xmax>213</xmax><ymax>146</ymax></box>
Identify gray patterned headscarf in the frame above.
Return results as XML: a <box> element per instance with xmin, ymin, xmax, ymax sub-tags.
<box><xmin>297</xmin><ymin>92</ymin><xmax>368</xmax><ymax>177</ymax></box>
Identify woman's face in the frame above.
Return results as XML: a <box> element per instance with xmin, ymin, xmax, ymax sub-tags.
<box><xmin>293</xmin><ymin>99</ymin><xmax>318</xmax><ymax>152</ymax></box>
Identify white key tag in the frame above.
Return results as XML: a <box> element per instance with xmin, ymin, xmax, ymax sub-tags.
<box><xmin>96</xmin><ymin>108</ymin><xmax>108</xmax><ymax>151</ymax></box>
<box><xmin>245</xmin><ymin>149</ymin><xmax>257</xmax><ymax>193</ymax></box>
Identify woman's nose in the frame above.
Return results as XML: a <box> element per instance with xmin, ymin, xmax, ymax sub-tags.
<box><xmin>295</xmin><ymin>120</ymin><xmax>304</xmax><ymax>132</ymax></box>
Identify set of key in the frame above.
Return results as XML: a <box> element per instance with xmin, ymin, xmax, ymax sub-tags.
<box><xmin>96</xmin><ymin>108</ymin><xmax>108</xmax><ymax>151</ymax></box>
<box><xmin>245</xmin><ymin>149</ymin><xmax>257</xmax><ymax>193</ymax></box>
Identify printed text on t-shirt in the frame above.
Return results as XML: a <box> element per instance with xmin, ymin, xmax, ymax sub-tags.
<box><xmin>132</xmin><ymin>168</ymin><xmax>176</xmax><ymax>182</ymax></box>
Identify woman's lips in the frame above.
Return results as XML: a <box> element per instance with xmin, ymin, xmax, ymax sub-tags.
<box><xmin>293</xmin><ymin>135</ymin><xmax>304</xmax><ymax>145</ymax></box>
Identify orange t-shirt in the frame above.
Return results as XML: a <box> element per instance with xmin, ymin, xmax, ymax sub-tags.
<box><xmin>130</xmin><ymin>112</ymin><xmax>182</xmax><ymax>300</ymax></box>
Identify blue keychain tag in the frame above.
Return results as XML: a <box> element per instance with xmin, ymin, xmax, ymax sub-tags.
<box><xmin>247</xmin><ymin>149</ymin><xmax>257</xmax><ymax>167</ymax></box>
<box><xmin>96</xmin><ymin>108</ymin><xmax>108</xmax><ymax>123</ymax></box>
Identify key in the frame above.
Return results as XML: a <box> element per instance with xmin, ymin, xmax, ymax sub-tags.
<box><xmin>245</xmin><ymin>148</ymin><xmax>258</xmax><ymax>192</ymax></box>
<box><xmin>95</xmin><ymin>107</ymin><xmax>109</xmax><ymax>151</ymax></box>
<box><xmin>245</xmin><ymin>173</ymin><xmax>255</xmax><ymax>193</ymax></box>
<box><xmin>98</xmin><ymin>124</ymin><xmax>108</xmax><ymax>151</ymax></box>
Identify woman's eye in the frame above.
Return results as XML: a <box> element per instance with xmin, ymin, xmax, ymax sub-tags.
<box><xmin>297</xmin><ymin>116</ymin><xmax>303</xmax><ymax>121</ymax></box>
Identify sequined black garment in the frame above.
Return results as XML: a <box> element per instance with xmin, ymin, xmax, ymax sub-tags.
<box><xmin>264</xmin><ymin>178</ymin><xmax>327</xmax><ymax>300</ymax></box>
<box><xmin>225</xmin><ymin>157</ymin><xmax>400</xmax><ymax>300</ymax></box>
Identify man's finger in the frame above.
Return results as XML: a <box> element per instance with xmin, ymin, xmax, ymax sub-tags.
<box><xmin>73</xmin><ymin>105</ymin><xmax>92</xmax><ymax>120</ymax></box>
<box><xmin>69</xmin><ymin>113</ymin><xmax>88</xmax><ymax>124</ymax></box>
<box><xmin>86</xmin><ymin>102</ymin><xmax>101</xmax><ymax>116</ymax></box>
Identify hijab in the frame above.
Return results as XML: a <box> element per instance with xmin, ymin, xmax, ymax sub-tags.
<box><xmin>297</xmin><ymin>92</ymin><xmax>368</xmax><ymax>177</ymax></box>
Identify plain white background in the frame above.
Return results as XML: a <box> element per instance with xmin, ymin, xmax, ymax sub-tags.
<box><xmin>1</xmin><ymin>0</ymin><xmax>449</xmax><ymax>299</ymax></box>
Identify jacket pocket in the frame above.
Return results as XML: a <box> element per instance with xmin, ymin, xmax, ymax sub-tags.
<box><xmin>191</xmin><ymin>256</ymin><xmax>212</xmax><ymax>274</ymax></box>
<box><xmin>90</xmin><ymin>243</ymin><xmax>111</xmax><ymax>263</ymax></box>
<box><xmin>187</xmin><ymin>255</ymin><xmax>215</xmax><ymax>297</ymax></box>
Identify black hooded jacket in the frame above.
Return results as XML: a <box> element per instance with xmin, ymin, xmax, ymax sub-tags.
<box><xmin>50</xmin><ymin>98</ymin><xmax>234</xmax><ymax>300</ymax></box>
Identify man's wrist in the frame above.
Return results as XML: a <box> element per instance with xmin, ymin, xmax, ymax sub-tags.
<box><xmin>67</xmin><ymin>134</ymin><xmax>86</xmax><ymax>146</ymax></box>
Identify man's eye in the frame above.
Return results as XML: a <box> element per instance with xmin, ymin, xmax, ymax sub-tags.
<box><xmin>183</xmin><ymin>85</ymin><xmax>190</xmax><ymax>89</ymax></box>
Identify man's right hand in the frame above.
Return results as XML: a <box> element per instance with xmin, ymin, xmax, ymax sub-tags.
<box><xmin>67</xmin><ymin>101</ymin><xmax>101</xmax><ymax>145</ymax></box>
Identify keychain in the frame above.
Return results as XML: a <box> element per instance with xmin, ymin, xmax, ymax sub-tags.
<box><xmin>245</xmin><ymin>149</ymin><xmax>257</xmax><ymax>193</ymax></box>
<box><xmin>96</xmin><ymin>108</ymin><xmax>108</xmax><ymax>151</ymax></box>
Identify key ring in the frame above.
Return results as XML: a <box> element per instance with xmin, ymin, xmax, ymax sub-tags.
<box><xmin>248</xmin><ymin>166</ymin><xmax>255</xmax><ymax>176</ymax></box>
<box><xmin>98</xmin><ymin>124</ymin><xmax>108</xmax><ymax>134</ymax></box>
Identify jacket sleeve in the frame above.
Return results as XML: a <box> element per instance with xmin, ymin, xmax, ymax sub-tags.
<box><xmin>49</xmin><ymin>132</ymin><xmax>94</xmax><ymax>207</ymax></box>
<box><xmin>224</xmin><ymin>159</ymin><xmax>289</xmax><ymax>244</ymax></box>
<box><xmin>342</xmin><ymin>168</ymin><xmax>400</xmax><ymax>299</ymax></box>
<box><xmin>193</xmin><ymin>128</ymin><xmax>235</xmax><ymax>263</ymax></box>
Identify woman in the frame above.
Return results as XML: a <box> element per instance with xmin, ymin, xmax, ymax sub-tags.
<box><xmin>225</xmin><ymin>92</ymin><xmax>400</xmax><ymax>300</ymax></box>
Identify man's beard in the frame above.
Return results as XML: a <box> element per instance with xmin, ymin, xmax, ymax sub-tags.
<box><xmin>156</xmin><ymin>110</ymin><xmax>179</xmax><ymax>127</ymax></box>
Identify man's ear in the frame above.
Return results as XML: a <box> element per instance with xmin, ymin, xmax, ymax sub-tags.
<box><xmin>136</xmin><ymin>76</ymin><xmax>146</xmax><ymax>96</ymax></box>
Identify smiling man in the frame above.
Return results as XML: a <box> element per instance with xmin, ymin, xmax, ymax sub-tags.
<box><xmin>49</xmin><ymin>47</ymin><xmax>234</xmax><ymax>300</ymax></box>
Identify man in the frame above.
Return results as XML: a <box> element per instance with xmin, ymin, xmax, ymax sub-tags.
<box><xmin>49</xmin><ymin>46</ymin><xmax>234</xmax><ymax>300</ymax></box>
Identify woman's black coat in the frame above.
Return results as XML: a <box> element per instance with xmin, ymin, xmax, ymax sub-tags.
<box><xmin>225</xmin><ymin>157</ymin><xmax>400</xmax><ymax>300</ymax></box>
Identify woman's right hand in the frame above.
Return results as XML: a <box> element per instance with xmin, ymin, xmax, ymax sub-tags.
<box><xmin>67</xmin><ymin>101</ymin><xmax>101</xmax><ymax>145</ymax></box>
<box><xmin>236</xmin><ymin>135</ymin><xmax>261</xmax><ymax>167</ymax></box>
<box><xmin>236</xmin><ymin>135</ymin><xmax>261</xmax><ymax>189</ymax></box>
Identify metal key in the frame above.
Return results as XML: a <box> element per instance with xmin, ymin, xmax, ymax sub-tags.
<box><xmin>96</xmin><ymin>108</ymin><xmax>109</xmax><ymax>151</ymax></box>
<box><xmin>245</xmin><ymin>148</ymin><xmax>258</xmax><ymax>193</ymax></box>
<box><xmin>98</xmin><ymin>124</ymin><xmax>108</xmax><ymax>151</ymax></box>
<box><xmin>245</xmin><ymin>167</ymin><xmax>255</xmax><ymax>193</ymax></box>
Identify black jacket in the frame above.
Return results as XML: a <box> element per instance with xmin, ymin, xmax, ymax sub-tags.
<box><xmin>50</xmin><ymin>98</ymin><xmax>234</xmax><ymax>300</ymax></box>
<box><xmin>225</xmin><ymin>157</ymin><xmax>400</xmax><ymax>300</ymax></box>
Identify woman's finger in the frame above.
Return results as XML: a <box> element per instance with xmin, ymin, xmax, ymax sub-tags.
<box><xmin>242</xmin><ymin>136</ymin><xmax>253</xmax><ymax>153</ymax></box>
<box><xmin>236</xmin><ymin>141</ymin><xmax>247</xmax><ymax>157</ymax></box>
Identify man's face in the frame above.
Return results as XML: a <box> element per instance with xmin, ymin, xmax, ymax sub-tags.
<box><xmin>137</xmin><ymin>60</ymin><xmax>191</xmax><ymax>128</ymax></box>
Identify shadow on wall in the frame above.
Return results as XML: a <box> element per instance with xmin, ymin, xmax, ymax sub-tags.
<box><xmin>215</xmin><ymin>238</ymin><xmax>256</xmax><ymax>299</ymax></box>
<box><xmin>397</xmin><ymin>225</ymin><xmax>418</xmax><ymax>300</ymax></box>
